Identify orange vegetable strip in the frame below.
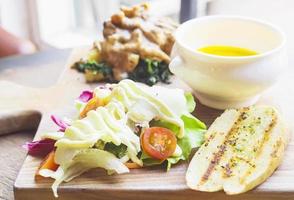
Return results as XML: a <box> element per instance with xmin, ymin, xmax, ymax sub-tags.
<box><xmin>79</xmin><ymin>97</ymin><xmax>104</xmax><ymax>118</ymax></box>
<box><xmin>35</xmin><ymin>150</ymin><xmax>59</xmax><ymax>180</ymax></box>
<box><xmin>125</xmin><ymin>162</ymin><xmax>142</xmax><ymax>169</ymax></box>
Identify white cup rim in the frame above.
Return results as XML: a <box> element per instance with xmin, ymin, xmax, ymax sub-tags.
<box><xmin>175</xmin><ymin>15</ymin><xmax>286</xmax><ymax>60</ymax></box>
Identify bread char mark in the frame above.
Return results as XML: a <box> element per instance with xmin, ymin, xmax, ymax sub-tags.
<box><xmin>238</xmin><ymin>110</ymin><xmax>277</xmax><ymax>184</ymax></box>
<box><xmin>199</xmin><ymin>107</ymin><xmax>278</xmax><ymax>185</ymax></box>
<box><xmin>200</xmin><ymin>108</ymin><xmax>245</xmax><ymax>184</ymax></box>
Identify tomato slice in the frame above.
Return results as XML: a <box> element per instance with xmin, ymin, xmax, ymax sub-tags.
<box><xmin>141</xmin><ymin>127</ymin><xmax>177</xmax><ymax>160</ymax></box>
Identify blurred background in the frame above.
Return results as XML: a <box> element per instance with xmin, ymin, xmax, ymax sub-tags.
<box><xmin>0</xmin><ymin>0</ymin><xmax>293</xmax><ymax>58</ymax></box>
<box><xmin>0</xmin><ymin>0</ymin><xmax>183</xmax><ymax>50</ymax></box>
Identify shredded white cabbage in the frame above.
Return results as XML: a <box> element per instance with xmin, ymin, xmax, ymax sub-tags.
<box><xmin>45</xmin><ymin>149</ymin><xmax>129</xmax><ymax>197</ymax></box>
<box><xmin>41</xmin><ymin>79</ymin><xmax>192</xmax><ymax>197</ymax></box>
<box><xmin>111</xmin><ymin>80</ymin><xmax>186</xmax><ymax>137</ymax></box>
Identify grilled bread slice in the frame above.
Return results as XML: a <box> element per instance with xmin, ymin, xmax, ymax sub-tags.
<box><xmin>186</xmin><ymin>106</ymin><xmax>289</xmax><ymax>194</ymax></box>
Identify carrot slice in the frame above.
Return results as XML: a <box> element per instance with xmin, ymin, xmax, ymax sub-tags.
<box><xmin>125</xmin><ymin>162</ymin><xmax>142</xmax><ymax>169</ymax></box>
<box><xmin>35</xmin><ymin>150</ymin><xmax>59</xmax><ymax>180</ymax></box>
<box><xmin>79</xmin><ymin>97</ymin><xmax>104</xmax><ymax>118</ymax></box>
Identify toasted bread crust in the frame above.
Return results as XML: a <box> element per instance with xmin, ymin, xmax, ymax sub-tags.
<box><xmin>186</xmin><ymin>106</ymin><xmax>288</xmax><ymax>194</ymax></box>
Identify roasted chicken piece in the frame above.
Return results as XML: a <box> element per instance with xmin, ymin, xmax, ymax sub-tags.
<box><xmin>101</xmin><ymin>3</ymin><xmax>177</xmax><ymax>80</ymax></box>
<box><xmin>73</xmin><ymin>3</ymin><xmax>177</xmax><ymax>84</ymax></box>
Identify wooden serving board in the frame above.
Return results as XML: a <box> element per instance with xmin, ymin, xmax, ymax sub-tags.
<box><xmin>1</xmin><ymin>48</ymin><xmax>293</xmax><ymax>200</ymax></box>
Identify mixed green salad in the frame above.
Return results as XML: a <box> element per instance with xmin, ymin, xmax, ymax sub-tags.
<box><xmin>24</xmin><ymin>80</ymin><xmax>206</xmax><ymax>197</ymax></box>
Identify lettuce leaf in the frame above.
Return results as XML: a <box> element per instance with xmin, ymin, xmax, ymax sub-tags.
<box><xmin>167</xmin><ymin>156</ymin><xmax>184</xmax><ymax>171</ymax></box>
<box><xmin>150</xmin><ymin>119</ymin><xmax>180</xmax><ymax>134</ymax></box>
<box><xmin>166</xmin><ymin>114</ymin><xmax>206</xmax><ymax>169</ymax></box>
<box><xmin>185</xmin><ymin>92</ymin><xmax>196</xmax><ymax>113</ymax></box>
<box><xmin>140</xmin><ymin>151</ymin><xmax>164</xmax><ymax>166</ymax></box>
<box><xmin>144</xmin><ymin>113</ymin><xmax>206</xmax><ymax>170</ymax></box>
<box><xmin>178</xmin><ymin>114</ymin><xmax>206</xmax><ymax>159</ymax></box>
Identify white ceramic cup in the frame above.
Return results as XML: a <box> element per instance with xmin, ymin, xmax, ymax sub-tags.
<box><xmin>169</xmin><ymin>15</ymin><xmax>287</xmax><ymax>109</ymax></box>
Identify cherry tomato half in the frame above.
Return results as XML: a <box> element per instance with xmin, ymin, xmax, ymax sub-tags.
<box><xmin>141</xmin><ymin>127</ymin><xmax>177</xmax><ymax>160</ymax></box>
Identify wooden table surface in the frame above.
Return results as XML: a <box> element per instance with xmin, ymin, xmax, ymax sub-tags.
<box><xmin>0</xmin><ymin>48</ymin><xmax>71</xmax><ymax>200</ymax></box>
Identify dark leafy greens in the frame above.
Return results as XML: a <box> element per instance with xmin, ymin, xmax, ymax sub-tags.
<box><xmin>73</xmin><ymin>61</ymin><xmax>113</xmax><ymax>80</ymax></box>
<box><xmin>73</xmin><ymin>58</ymin><xmax>172</xmax><ymax>86</ymax></box>
<box><xmin>128</xmin><ymin>59</ymin><xmax>172</xmax><ymax>86</ymax></box>
<box><xmin>94</xmin><ymin>141</ymin><xmax>128</xmax><ymax>159</ymax></box>
<box><xmin>104</xmin><ymin>143</ymin><xmax>128</xmax><ymax>159</ymax></box>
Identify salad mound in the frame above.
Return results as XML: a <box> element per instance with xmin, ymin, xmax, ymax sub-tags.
<box><xmin>24</xmin><ymin>80</ymin><xmax>206</xmax><ymax>197</ymax></box>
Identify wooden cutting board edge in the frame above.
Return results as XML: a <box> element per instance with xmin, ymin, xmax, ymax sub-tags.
<box><xmin>0</xmin><ymin>47</ymin><xmax>90</xmax><ymax>136</ymax></box>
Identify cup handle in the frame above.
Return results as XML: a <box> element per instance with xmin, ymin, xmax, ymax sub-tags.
<box><xmin>170</xmin><ymin>43</ymin><xmax>178</xmax><ymax>59</ymax></box>
<box><xmin>169</xmin><ymin>56</ymin><xmax>185</xmax><ymax>78</ymax></box>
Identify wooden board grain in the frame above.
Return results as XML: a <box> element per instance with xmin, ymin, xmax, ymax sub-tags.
<box><xmin>1</xmin><ymin>48</ymin><xmax>292</xmax><ymax>199</ymax></box>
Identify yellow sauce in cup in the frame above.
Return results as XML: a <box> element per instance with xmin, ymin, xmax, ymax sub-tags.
<box><xmin>198</xmin><ymin>45</ymin><xmax>258</xmax><ymax>57</ymax></box>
